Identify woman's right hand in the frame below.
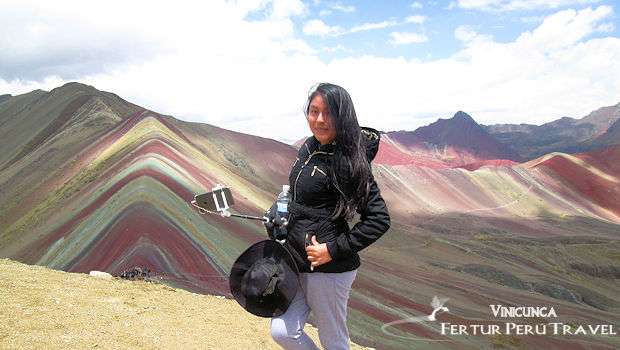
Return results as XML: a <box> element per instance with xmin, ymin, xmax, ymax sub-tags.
<box><xmin>263</xmin><ymin>202</ymin><xmax>286</xmax><ymax>239</ymax></box>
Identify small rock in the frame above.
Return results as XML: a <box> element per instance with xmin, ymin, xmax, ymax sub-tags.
<box><xmin>89</xmin><ymin>271</ymin><xmax>112</xmax><ymax>279</ymax></box>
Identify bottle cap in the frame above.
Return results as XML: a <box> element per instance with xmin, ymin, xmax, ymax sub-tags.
<box><xmin>283</xmin><ymin>185</ymin><xmax>290</xmax><ymax>192</ymax></box>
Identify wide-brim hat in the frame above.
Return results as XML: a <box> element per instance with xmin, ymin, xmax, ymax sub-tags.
<box><xmin>229</xmin><ymin>240</ymin><xmax>299</xmax><ymax>318</ymax></box>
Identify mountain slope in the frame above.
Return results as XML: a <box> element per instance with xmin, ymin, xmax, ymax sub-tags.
<box><xmin>0</xmin><ymin>110</ymin><xmax>294</xmax><ymax>294</ymax></box>
<box><xmin>585</xmin><ymin>117</ymin><xmax>620</xmax><ymax>150</ymax></box>
<box><xmin>0</xmin><ymin>258</ymin><xmax>369</xmax><ymax>350</ymax></box>
<box><xmin>0</xmin><ymin>82</ymin><xmax>142</xmax><ymax>170</ymax></box>
<box><xmin>576</xmin><ymin>102</ymin><xmax>620</xmax><ymax>137</ymax></box>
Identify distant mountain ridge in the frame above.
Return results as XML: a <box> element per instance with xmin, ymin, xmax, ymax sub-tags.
<box><xmin>373</xmin><ymin>102</ymin><xmax>620</xmax><ymax>165</ymax></box>
<box><xmin>582</xmin><ymin>117</ymin><xmax>620</xmax><ymax>151</ymax></box>
<box><xmin>0</xmin><ymin>94</ymin><xmax>11</xmax><ymax>104</ymax></box>
<box><xmin>482</xmin><ymin>102</ymin><xmax>620</xmax><ymax>159</ymax></box>
<box><xmin>388</xmin><ymin>110</ymin><xmax>523</xmax><ymax>162</ymax></box>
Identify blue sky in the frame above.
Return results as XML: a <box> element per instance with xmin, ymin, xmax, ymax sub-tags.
<box><xmin>265</xmin><ymin>0</ymin><xmax>619</xmax><ymax>61</ymax></box>
<box><xmin>1</xmin><ymin>0</ymin><xmax>619</xmax><ymax>143</ymax></box>
<box><xmin>302</xmin><ymin>1</ymin><xmax>503</xmax><ymax>60</ymax></box>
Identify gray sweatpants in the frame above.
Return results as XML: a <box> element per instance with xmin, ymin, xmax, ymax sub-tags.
<box><xmin>270</xmin><ymin>269</ymin><xmax>358</xmax><ymax>350</ymax></box>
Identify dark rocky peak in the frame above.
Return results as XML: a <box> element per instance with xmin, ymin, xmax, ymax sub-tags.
<box><xmin>50</xmin><ymin>82</ymin><xmax>99</xmax><ymax>96</ymax></box>
<box><xmin>452</xmin><ymin>110</ymin><xmax>476</xmax><ymax>123</ymax></box>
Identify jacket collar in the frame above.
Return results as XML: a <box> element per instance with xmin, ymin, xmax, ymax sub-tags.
<box><xmin>360</xmin><ymin>126</ymin><xmax>380</xmax><ymax>162</ymax></box>
<box><xmin>306</xmin><ymin>136</ymin><xmax>336</xmax><ymax>155</ymax></box>
<box><xmin>301</xmin><ymin>126</ymin><xmax>381</xmax><ymax>161</ymax></box>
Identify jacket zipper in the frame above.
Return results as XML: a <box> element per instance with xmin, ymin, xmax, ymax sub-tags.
<box><xmin>311</xmin><ymin>165</ymin><xmax>326</xmax><ymax>176</ymax></box>
<box><xmin>294</xmin><ymin>150</ymin><xmax>332</xmax><ymax>202</ymax></box>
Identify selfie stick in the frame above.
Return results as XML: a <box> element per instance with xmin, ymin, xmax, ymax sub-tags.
<box><xmin>190</xmin><ymin>184</ymin><xmax>269</xmax><ymax>223</ymax></box>
<box><xmin>191</xmin><ymin>184</ymin><xmax>291</xmax><ymax>245</ymax></box>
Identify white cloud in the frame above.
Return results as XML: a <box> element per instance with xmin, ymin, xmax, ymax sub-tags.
<box><xmin>596</xmin><ymin>22</ymin><xmax>615</xmax><ymax>33</ymax></box>
<box><xmin>349</xmin><ymin>20</ymin><xmax>400</xmax><ymax>33</ymax></box>
<box><xmin>315</xmin><ymin>1</ymin><xmax>354</xmax><ymax>16</ymax></box>
<box><xmin>330</xmin><ymin>3</ymin><xmax>355</xmax><ymax>13</ymax></box>
<box><xmin>1</xmin><ymin>3</ymin><xmax>619</xmax><ymax>143</ymax></box>
<box><xmin>455</xmin><ymin>25</ymin><xmax>477</xmax><ymax>42</ymax></box>
<box><xmin>304</xmin><ymin>15</ymin><xmax>425</xmax><ymax>38</ymax></box>
<box><xmin>321</xmin><ymin>44</ymin><xmax>350</xmax><ymax>53</ymax></box>
<box><xmin>514</xmin><ymin>6</ymin><xmax>612</xmax><ymax>50</ymax></box>
<box><xmin>303</xmin><ymin>18</ymin><xmax>403</xmax><ymax>37</ymax></box>
<box><xmin>389</xmin><ymin>31</ymin><xmax>429</xmax><ymax>44</ymax></box>
<box><xmin>303</xmin><ymin>19</ymin><xmax>343</xmax><ymax>36</ymax></box>
<box><xmin>0</xmin><ymin>0</ymin><xmax>308</xmax><ymax>80</ymax></box>
<box><xmin>269</xmin><ymin>0</ymin><xmax>308</xmax><ymax>19</ymax></box>
<box><xmin>410</xmin><ymin>1</ymin><xmax>424</xmax><ymax>9</ymax></box>
<box><xmin>0</xmin><ymin>1</ymin><xmax>174</xmax><ymax>80</ymax></box>
<box><xmin>520</xmin><ymin>15</ymin><xmax>545</xmax><ymax>23</ymax></box>
<box><xmin>405</xmin><ymin>15</ymin><xmax>427</xmax><ymax>24</ymax></box>
<box><xmin>454</xmin><ymin>25</ymin><xmax>493</xmax><ymax>43</ymax></box>
<box><xmin>457</xmin><ymin>0</ymin><xmax>603</xmax><ymax>12</ymax></box>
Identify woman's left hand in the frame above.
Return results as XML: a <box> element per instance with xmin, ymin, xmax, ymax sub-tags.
<box><xmin>305</xmin><ymin>235</ymin><xmax>332</xmax><ymax>268</ymax></box>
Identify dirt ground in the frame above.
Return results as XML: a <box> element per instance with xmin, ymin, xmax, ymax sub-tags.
<box><xmin>0</xmin><ymin>259</ymin><xmax>369</xmax><ymax>350</ymax></box>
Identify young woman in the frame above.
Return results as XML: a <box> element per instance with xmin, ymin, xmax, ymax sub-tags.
<box><xmin>265</xmin><ymin>83</ymin><xmax>390</xmax><ymax>350</ymax></box>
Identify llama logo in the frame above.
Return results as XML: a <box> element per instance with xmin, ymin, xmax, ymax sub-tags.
<box><xmin>381</xmin><ymin>296</ymin><xmax>452</xmax><ymax>342</ymax></box>
<box><xmin>428</xmin><ymin>295</ymin><xmax>450</xmax><ymax>321</ymax></box>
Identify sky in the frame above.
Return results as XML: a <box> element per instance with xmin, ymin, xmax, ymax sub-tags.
<box><xmin>1</xmin><ymin>0</ymin><xmax>619</xmax><ymax>144</ymax></box>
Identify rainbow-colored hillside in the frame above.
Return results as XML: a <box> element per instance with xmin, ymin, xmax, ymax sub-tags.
<box><xmin>1</xmin><ymin>83</ymin><xmax>618</xmax><ymax>350</ymax></box>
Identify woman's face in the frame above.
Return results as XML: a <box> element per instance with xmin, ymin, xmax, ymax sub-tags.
<box><xmin>307</xmin><ymin>93</ymin><xmax>337</xmax><ymax>145</ymax></box>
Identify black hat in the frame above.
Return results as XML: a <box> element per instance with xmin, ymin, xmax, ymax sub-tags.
<box><xmin>229</xmin><ymin>240</ymin><xmax>300</xmax><ymax>318</ymax></box>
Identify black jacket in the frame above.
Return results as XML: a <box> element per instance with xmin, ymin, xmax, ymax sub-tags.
<box><xmin>283</xmin><ymin>127</ymin><xmax>390</xmax><ymax>273</ymax></box>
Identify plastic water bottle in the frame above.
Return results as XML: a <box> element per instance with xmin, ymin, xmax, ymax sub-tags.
<box><xmin>274</xmin><ymin>185</ymin><xmax>290</xmax><ymax>241</ymax></box>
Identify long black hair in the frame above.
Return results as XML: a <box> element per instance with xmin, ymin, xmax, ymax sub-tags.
<box><xmin>304</xmin><ymin>83</ymin><xmax>372</xmax><ymax>221</ymax></box>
